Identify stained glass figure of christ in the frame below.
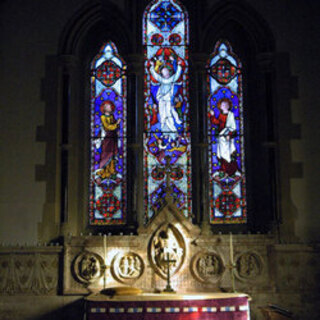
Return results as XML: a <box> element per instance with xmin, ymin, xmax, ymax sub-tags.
<box><xmin>89</xmin><ymin>42</ymin><xmax>127</xmax><ymax>225</ymax></box>
<box><xmin>143</xmin><ymin>0</ymin><xmax>191</xmax><ymax>222</ymax></box>
<box><xmin>207</xmin><ymin>41</ymin><xmax>247</xmax><ymax>224</ymax></box>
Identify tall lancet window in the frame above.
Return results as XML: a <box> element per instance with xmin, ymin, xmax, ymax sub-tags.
<box><xmin>89</xmin><ymin>42</ymin><xmax>127</xmax><ymax>225</ymax></box>
<box><xmin>143</xmin><ymin>0</ymin><xmax>191</xmax><ymax>222</ymax></box>
<box><xmin>207</xmin><ymin>41</ymin><xmax>246</xmax><ymax>224</ymax></box>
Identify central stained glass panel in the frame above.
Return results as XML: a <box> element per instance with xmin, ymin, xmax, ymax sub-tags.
<box><xmin>143</xmin><ymin>0</ymin><xmax>191</xmax><ymax>222</ymax></box>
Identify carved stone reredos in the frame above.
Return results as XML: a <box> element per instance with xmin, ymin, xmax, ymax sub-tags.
<box><xmin>140</xmin><ymin>200</ymin><xmax>201</xmax><ymax>279</ymax></box>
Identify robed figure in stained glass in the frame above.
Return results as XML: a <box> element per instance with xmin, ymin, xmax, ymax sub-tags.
<box><xmin>96</xmin><ymin>100</ymin><xmax>121</xmax><ymax>180</ymax></box>
<box><xmin>149</xmin><ymin>56</ymin><xmax>183</xmax><ymax>132</ymax></box>
<box><xmin>207</xmin><ymin>41</ymin><xmax>246</xmax><ymax>224</ymax></box>
<box><xmin>89</xmin><ymin>42</ymin><xmax>127</xmax><ymax>225</ymax></box>
<box><xmin>209</xmin><ymin>97</ymin><xmax>240</xmax><ymax>179</ymax></box>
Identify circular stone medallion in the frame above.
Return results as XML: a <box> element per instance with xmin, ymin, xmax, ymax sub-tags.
<box><xmin>111</xmin><ymin>252</ymin><xmax>144</xmax><ymax>284</ymax></box>
<box><xmin>191</xmin><ymin>251</ymin><xmax>225</xmax><ymax>284</ymax></box>
<box><xmin>235</xmin><ymin>251</ymin><xmax>263</xmax><ymax>280</ymax></box>
<box><xmin>73</xmin><ymin>251</ymin><xmax>104</xmax><ymax>284</ymax></box>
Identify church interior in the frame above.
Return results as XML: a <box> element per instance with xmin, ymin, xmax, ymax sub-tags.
<box><xmin>0</xmin><ymin>0</ymin><xmax>319</xmax><ymax>319</ymax></box>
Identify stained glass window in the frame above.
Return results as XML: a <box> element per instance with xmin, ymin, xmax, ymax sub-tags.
<box><xmin>207</xmin><ymin>41</ymin><xmax>246</xmax><ymax>224</ymax></box>
<box><xmin>143</xmin><ymin>0</ymin><xmax>191</xmax><ymax>222</ymax></box>
<box><xmin>89</xmin><ymin>42</ymin><xmax>127</xmax><ymax>225</ymax></box>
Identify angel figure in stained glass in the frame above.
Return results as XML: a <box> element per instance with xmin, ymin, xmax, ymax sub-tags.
<box><xmin>150</xmin><ymin>56</ymin><xmax>183</xmax><ymax>132</ymax></box>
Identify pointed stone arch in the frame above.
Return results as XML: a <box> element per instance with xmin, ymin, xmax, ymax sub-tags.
<box><xmin>38</xmin><ymin>1</ymin><xmax>135</xmax><ymax>241</ymax></box>
<box><xmin>197</xmin><ymin>0</ymin><xmax>299</xmax><ymax>238</ymax></box>
<box><xmin>58</xmin><ymin>1</ymin><xmax>132</xmax><ymax>57</ymax></box>
<box><xmin>201</xmin><ymin>0</ymin><xmax>275</xmax><ymax>53</ymax></box>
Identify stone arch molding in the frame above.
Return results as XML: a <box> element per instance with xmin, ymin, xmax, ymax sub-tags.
<box><xmin>58</xmin><ymin>1</ymin><xmax>132</xmax><ymax>56</ymax></box>
<box><xmin>37</xmin><ymin>0</ymin><xmax>135</xmax><ymax>242</ymax></box>
<box><xmin>200</xmin><ymin>0</ymin><xmax>275</xmax><ymax>53</ymax></box>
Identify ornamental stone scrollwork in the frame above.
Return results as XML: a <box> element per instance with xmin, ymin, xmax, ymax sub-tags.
<box><xmin>235</xmin><ymin>251</ymin><xmax>263</xmax><ymax>281</ymax></box>
<box><xmin>111</xmin><ymin>252</ymin><xmax>144</xmax><ymax>284</ymax></box>
<box><xmin>0</xmin><ymin>252</ymin><xmax>58</xmax><ymax>295</ymax></box>
<box><xmin>73</xmin><ymin>251</ymin><xmax>104</xmax><ymax>284</ymax></box>
<box><xmin>148</xmin><ymin>223</ymin><xmax>186</xmax><ymax>279</ymax></box>
<box><xmin>191</xmin><ymin>251</ymin><xmax>225</xmax><ymax>284</ymax></box>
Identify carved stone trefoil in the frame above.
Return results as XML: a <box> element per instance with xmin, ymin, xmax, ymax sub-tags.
<box><xmin>148</xmin><ymin>223</ymin><xmax>186</xmax><ymax>279</ymax></box>
<box><xmin>73</xmin><ymin>251</ymin><xmax>104</xmax><ymax>284</ymax></box>
<box><xmin>191</xmin><ymin>251</ymin><xmax>225</xmax><ymax>284</ymax></box>
<box><xmin>235</xmin><ymin>251</ymin><xmax>263</xmax><ymax>281</ymax></box>
<box><xmin>111</xmin><ymin>252</ymin><xmax>144</xmax><ymax>284</ymax></box>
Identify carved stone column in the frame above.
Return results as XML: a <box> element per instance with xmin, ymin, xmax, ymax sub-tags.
<box><xmin>258</xmin><ymin>51</ymin><xmax>300</xmax><ymax>242</ymax></box>
<box><xmin>191</xmin><ymin>53</ymin><xmax>211</xmax><ymax>235</ymax></box>
<box><xmin>255</xmin><ymin>52</ymin><xmax>280</xmax><ymax>235</ymax></box>
<box><xmin>126</xmin><ymin>54</ymin><xmax>144</xmax><ymax>228</ymax></box>
<box><xmin>57</xmin><ymin>54</ymin><xmax>81</xmax><ymax>237</ymax></box>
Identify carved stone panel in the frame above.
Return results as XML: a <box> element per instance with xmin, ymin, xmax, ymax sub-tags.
<box><xmin>111</xmin><ymin>252</ymin><xmax>144</xmax><ymax>284</ymax></box>
<box><xmin>191</xmin><ymin>251</ymin><xmax>225</xmax><ymax>283</ymax></box>
<box><xmin>0</xmin><ymin>251</ymin><xmax>59</xmax><ymax>295</ymax></box>
<box><xmin>148</xmin><ymin>223</ymin><xmax>186</xmax><ymax>279</ymax></box>
<box><xmin>235</xmin><ymin>251</ymin><xmax>263</xmax><ymax>281</ymax></box>
<box><xmin>73</xmin><ymin>251</ymin><xmax>104</xmax><ymax>284</ymax></box>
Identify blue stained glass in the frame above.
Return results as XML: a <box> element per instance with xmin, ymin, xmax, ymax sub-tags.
<box><xmin>89</xmin><ymin>42</ymin><xmax>127</xmax><ymax>225</ymax></box>
<box><xmin>207</xmin><ymin>41</ymin><xmax>246</xmax><ymax>224</ymax></box>
<box><xmin>143</xmin><ymin>0</ymin><xmax>191</xmax><ymax>222</ymax></box>
<box><xmin>150</xmin><ymin>1</ymin><xmax>183</xmax><ymax>32</ymax></box>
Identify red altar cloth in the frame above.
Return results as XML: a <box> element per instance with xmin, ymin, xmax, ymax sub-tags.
<box><xmin>85</xmin><ymin>292</ymin><xmax>250</xmax><ymax>320</ymax></box>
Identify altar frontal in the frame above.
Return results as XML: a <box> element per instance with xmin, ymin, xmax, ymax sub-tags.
<box><xmin>86</xmin><ymin>292</ymin><xmax>250</xmax><ymax>320</ymax></box>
